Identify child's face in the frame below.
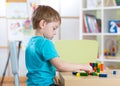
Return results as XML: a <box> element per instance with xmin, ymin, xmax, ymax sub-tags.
<box><xmin>42</xmin><ymin>21</ymin><xmax>60</xmax><ymax>40</ymax></box>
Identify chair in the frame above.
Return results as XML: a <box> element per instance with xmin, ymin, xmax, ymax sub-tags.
<box><xmin>9</xmin><ymin>41</ymin><xmax>20</xmax><ymax>86</ymax></box>
<box><xmin>54</xmin><ymin>40</ymin><xmax>98</xmax><ymax>64</ymax></box>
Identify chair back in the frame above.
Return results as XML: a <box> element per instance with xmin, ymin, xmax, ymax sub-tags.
<box><xmin>55</xmin><ymin>40</ymin><xmax>98</xmax><ymax>64</ymax></box>
<box><xmin>9</xmin><ymin>41</ymin><xmax>20</xmax><ymax>86</ymax></box>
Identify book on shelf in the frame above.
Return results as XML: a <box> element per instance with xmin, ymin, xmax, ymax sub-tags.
<box><xmin>83</xmin><ymin>14</ymin><xmax>101</xmax><ymax>33</ymax></box>
<box><xmin>96</xmin><ymin>19</ymin><xmax>101</xmax><ymax>32</ymax></box>
<box><xmin>83</xmin><ymin>15</ymin><xmax>89</xmax><ymax>33</ymax></box>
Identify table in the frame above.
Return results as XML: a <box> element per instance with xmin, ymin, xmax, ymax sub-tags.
<box><xmin>59</xmin><ymin>70</ymin><xmax>120</xmax><ymax>86</ymax></box>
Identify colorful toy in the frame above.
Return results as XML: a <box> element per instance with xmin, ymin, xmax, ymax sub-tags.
<box><xmin>72</xmin><ymin>72</ymin><xmax>88</xmax><ymax>76</ymax></box>
<box><xmin>99</xmin><ymin>74</ymin><xmax>107</xmax><ymax>77</ymax></box>
<box><xmin>104</xmin><ymin>49</ymin><xmax>109</xmax><ymax>56</ymax></box>
<box><xmin>111</xmin><ymin>46</ymin><xmax>116</xmax><ymax>56</ymax></box>
<box><xmin>100</xmin><ymin>63</ymin><xmax>104</xmax><ymax>71</ymax></box>
<box><xmin>72</xmin><ymin>72</ymin><xmax>77</xmax><ymax>75</ymax></box>
<box><xmin>80</xmin><ymin>72</ymin><xmax>88</xmax><ymax>76</ymax></box>
<box><xmin>76</xmin><ymin>72</ymin><xmax>80</xmax><ymax>77</ymax></box>
<box><xmin>72</xmin><ymin>62</ymin><xmax>108</xmax><ymax>78</ymax></box>
<box><xmin>90</xmin><ymin>72</ymin><xmax>97</xmax><ymax>76</ymax></box>
<box><xmin>113</xmin><ymin>70</ymin><xmax>117</xmax><ymax>75</ymax></box>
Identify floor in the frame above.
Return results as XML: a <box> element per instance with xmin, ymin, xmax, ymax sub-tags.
<box><xmin>0</xmin><ymin>76</ymin><xmax>26</xmax><ymax>86</ymax></box>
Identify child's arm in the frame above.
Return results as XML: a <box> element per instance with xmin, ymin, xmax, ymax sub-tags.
<box><xmin>50</xmin><ymin>57</ymin><xmax>92</xmax><ymax>72</ymax></box>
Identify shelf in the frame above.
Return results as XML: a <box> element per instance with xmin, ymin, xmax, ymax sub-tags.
<box><xmin>103</xmin><ymin>59</ymin><xmax>120</xmax><ymax>62</ymax></box>
<box><xmin>81</xmin><ymin>0</ymin><xmax>120</xmax><ymax>69</ymax></box>
<box><xmin>97</xmin><ymin>58</ymin><xmax>120</xmax><ymax>62</ymax></box>
<box><xmin>82</xmin><ymin>8</ymin><xmax>101</xmax><ymax>11</ymax></box>
<box><xmin>103</xmin><ymin>33</ymin><xmax>120</xmax><ymax>35</ymax></box>
<box><xmin>97</xmin><ymin>58</ymin><xmax>104</xmax><ymax>62</ymax></box>
<box><xmin>105</xmin><ymin>56</ymin><xmax>120</xmax><ymax>59</ymax></box>
<box><xmin>83</xmin><ymin>33</ymin><xmax>101</xmax><ymax>36</ymax></box>
<box><xmin>104</xmin><ymin>6</ymin><xmax>120</xmax><ymax>9</ymax></box>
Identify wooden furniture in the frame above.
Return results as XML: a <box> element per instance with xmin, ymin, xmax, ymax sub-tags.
<box><xmin>81</xmin><ymin>0</ymin><xmax>120</xmax><ymax>69</ymax></box>
<box><xmin>59</xmin><ymin>70</ymin><xmax>120</xmax><ymax>86</ymax></box>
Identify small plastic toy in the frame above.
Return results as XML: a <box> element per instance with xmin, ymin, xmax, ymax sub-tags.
<box><xmin>72</xmin><ymin>72</ymin><xmax>77</xmax><ymax>75</ymax></box>
<box><xmin>72</xmin><ymin>62</ymin><xmax>107</xmax><ymax>78</ymax></box>
<box><xmin>72</xmin><ymin>72</ymin><xmax>88</xmax><ymax>76</ymax></box>
<box><xmin>76</xmin><ymin>72</ymin><xmax>80</xmax><ymax>77</ymax></box>
<box><xmin>99</xmin><ymin>74</ymin><xmax>107</xmax><ymax>77</ymax></box>
<box><xmin>113</xmin><ymin>70</ymin><xmax>116</xmax><ymax>75</ymax></box>
<box><xmin>80</xmin><ymin>72</ymin><xmax>88</xmax><ymax>76</ymax></box>
<box><xmin>90</xmin><ymin>72</ymin><xmax>97</xmax><ymax>76</ymax></box>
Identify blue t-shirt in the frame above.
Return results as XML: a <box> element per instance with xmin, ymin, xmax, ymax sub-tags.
<box><xmin>25</xmin><ymin>36</ymin><xmax>58</xmax><ymax>86</ymax></box>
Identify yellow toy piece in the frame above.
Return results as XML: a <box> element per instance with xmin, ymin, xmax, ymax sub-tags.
<box><xmin>76</xmin><ymin>73</ymin><xmax>80</xmax><ymax>77</ymax></box>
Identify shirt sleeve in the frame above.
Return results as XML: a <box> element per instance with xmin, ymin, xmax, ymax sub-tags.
<box><xmin>42</xmin><ymin>40</ymin><xmax>59</xmax><ymax>61</ymax></box>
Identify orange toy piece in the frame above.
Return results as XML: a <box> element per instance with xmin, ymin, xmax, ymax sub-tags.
<box><xmin>100</xmin><ymin>64</ymin><xmax>104</xmax><ymax>71</ymax></box>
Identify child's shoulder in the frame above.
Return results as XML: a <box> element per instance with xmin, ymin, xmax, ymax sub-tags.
<box><xmin>44</xmin><ymin>38</ymin><xmax>54</xmax><ymax>45</ymax></box>
<box><xmin>31</xmin><ymin>36</ymin><xmax>54</xmax><ymax>45</ymax></box>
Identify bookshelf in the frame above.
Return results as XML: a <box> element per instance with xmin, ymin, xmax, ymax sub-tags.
<box><xmin>80</xmin><ymin>0</ymin><xmax>120</xmax><ymax>69</ymax></box>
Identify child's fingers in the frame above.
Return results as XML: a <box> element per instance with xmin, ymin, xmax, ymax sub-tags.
<box><xmin>84</xmin><ymin>65</ymin><xmax>93</xmax><ymax>72</ymax></box>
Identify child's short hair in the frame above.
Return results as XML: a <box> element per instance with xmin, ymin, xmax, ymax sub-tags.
<box><xmin>31</xmin><ymin>5</ymin><xmax>61</xmax><ymax>29</ymax></box>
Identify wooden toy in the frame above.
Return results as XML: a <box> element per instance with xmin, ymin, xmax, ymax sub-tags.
<box><xmin>80</xmin><ymin>72</ymin><xmax>88</xmax><ymax>76</ymax></box>
<box><xmin>76</xmin><ymin>73</ymin><xmax>80</xmax><ymax>77</ymax></box>
<box><xmin>99</xmin><ymin>74</ymin><xmax>108</xmax><ymax>77</ymax></box>
<box><xmin>113</xmin><ymin>70</ymin><xmax>117</xmax><ymax>75</ymax></box>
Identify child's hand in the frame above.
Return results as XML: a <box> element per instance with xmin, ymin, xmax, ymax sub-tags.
<box><xmin>80</xmin><ymin>64</ymin><xmax>93</xmax><ymax>72</ymax></box>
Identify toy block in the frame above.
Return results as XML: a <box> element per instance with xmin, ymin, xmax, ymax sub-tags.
<box><xmin>95</xmin><ymin>63</ymin><xmax>98</xmax><ymax>67</ymax></box>
<box><xmin>93</xmin><ymin>67</ymin><xmax>97</xmax><ymax>72</ymax></box>
<box><xmin>76</xmin><ymin>72</ymin><xmax>80</xmax><ymax>77</ymax></box>
<box><xmin>89</xmin><ymin>62</ymin><xmax>92</xmax><ymax>66</ymax></box>
<box><xmin>92</xmin><ymin>63</ymin><xmax>95</xmax><ymax>69</ymax></box>
<box><xmin>72</xmin><ymin>72</ymin><xmax>88</xmax><ymax>76</ymax></box>
<box><xmin>100</xmin><ymin>64</ymin><xmax>104</xmax><ymax>71</ymax></box>
<box><xmin>90</xmin><ymin>72</ymin><xmax>97</xmax><ymax>76</ymax></box>
<box><xmin>80</xmin><ymin>72</ymin><xmax>88</xmax><ymax>76</ymax></box>
<box><xmin>96</xmin><ymin>68</ymin><xmax>100</xmax><ymax>73</ymax></box>
<box><xmin>98</xmin><ymin>63</ymin><xmax>101</xmax><ymax>69</ymax></box>
<box><xmin>96</xmin><ymin>73</ymin><xmax>100</xmax><ymax>76</ymax></box>
<box><xmin>72</xmin><ymin>72</ymin><xmax>78</xmax><ymax>75</ymax></box>
<box><xmin>113</xmin><ymin>70</ymin><xmax>116</xmax><ymax>75</ymax></box>
<box><xmin>99</xmin><ymin>74</ymin><xmax>108</xmax><ymax>77</ymax></box>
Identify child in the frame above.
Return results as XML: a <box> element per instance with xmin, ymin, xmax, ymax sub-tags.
<box><xmin>25</xmin><ymin>5</ymin><xmax>92</xmax><ymax>86</ymax></box>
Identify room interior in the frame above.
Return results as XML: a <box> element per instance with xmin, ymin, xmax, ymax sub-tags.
<box><xmin>0</xmin><ymin>0</ymin><xmax>120</xmax><ymax>86</ymax></box>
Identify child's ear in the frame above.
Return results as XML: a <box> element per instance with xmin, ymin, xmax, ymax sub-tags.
<box><xmin>39</xmin><ymin>19</ymin><xmax>46</xmax><ymax>29</ymax></box>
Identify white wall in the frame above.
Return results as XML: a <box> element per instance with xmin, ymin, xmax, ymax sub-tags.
<box><xmin>0</xmin><ymin>0</ymin><xmax>81</xmax><ymax>76</ymax></box>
